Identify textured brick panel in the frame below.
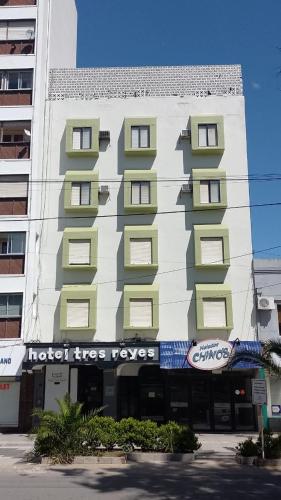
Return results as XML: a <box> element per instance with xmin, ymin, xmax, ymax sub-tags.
<box><xmin>49</xmin><ymin>65</ymin><xmax>243</xmax><ymax>101</ymax></box>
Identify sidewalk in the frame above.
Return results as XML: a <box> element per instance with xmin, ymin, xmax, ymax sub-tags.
<box><xmin>197</xmin><ymin>432</ymin><xmax>259</xmax><ymax>459</ymax></box>
<box><xmin>0</xmin><ymin>432</ymin><xmax>259</xmax><ymax>465</ymax></box>
<box><xmin>0</xmin><ymin>433</ymin><xmax>34</xmax><ymax>465</ymax></box>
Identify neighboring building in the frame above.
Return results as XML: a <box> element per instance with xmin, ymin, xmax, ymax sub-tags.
<box><xmin>0</xmin><ymin>0</ymin><xmax>77</xmax><ymax>430</ymax></box>
<box><xmin>254</xmin><ymin>259</ymin><xmax>281</xmax><ymax>431</ymax></box>
<box><xmin>21</xmin><ymin>61</ymin><xmax>261</xmax><ymax>433</ymax></box>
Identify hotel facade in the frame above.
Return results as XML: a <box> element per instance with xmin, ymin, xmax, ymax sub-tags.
<box><xmin>1</xmin><ymin>1</ymin><xmax>275</xmax><ymax>433</ymax></box>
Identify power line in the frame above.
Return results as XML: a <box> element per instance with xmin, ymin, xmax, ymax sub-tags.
<box><xmin>1</xmin><ymin>200</ymin><xmax>281</xmax><ymax>223</ymax></box>
<box><xmin>37</xmin><ymin>243</ymin><xmax>281</xmax><ymax>291</ymax></box>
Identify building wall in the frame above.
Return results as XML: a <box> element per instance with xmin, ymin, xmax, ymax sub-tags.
<box><xmin>254</xmin><ymin>259</ymin><xmax>281</xmax><ymax>341</ymax></box>
<box><xmin>0</xmin><ymin>0</ymin><xmax>77</xmax><ymax>351</ymax></box>
<box><xmin>35</xmin><ymin>93</ymin><xmax>255</xmax><ymax>344</ymax></box>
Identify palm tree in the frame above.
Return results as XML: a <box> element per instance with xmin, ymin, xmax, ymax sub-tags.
<box><xmin>33</xmin><ymin>394</ymin><xmax>103</xmax><ymax>462</ymax></box>
<box><xmin>229</xmin><ymin>340</ymin><xmax>281</xmax><ymax>376</ymax></box>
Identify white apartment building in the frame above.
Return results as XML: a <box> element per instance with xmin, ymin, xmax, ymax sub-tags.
<box><xmin>0</xmin><ymin>2</ymin><xmax>266</xmax><ymax>433</ymax></box>
<box><xmin>21</xmin><ymin>62</ymin><xmax>262</xmax><ymax>433</ymax></box>
<box><xmin>0</xmin><ymin>0</ymin><xmax>77</xmax><ymax>430</ymax></box>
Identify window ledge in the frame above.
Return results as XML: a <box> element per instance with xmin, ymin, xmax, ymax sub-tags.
<box><xmin>125</xmin><ymin>147</ymin><xmax>157</xmax><ymax>157</ymax></box>
<box><xmin>124</xmin><ymin>204</ymin><xmax>157</xmax><ymax>214</ymax></box>
<box><xmin>63</xmin><ymin>264</ymin><xmax>97</xmax><ymax>271</ymax></box>
<box><xmin>124</xmin><ymin>264</ymin><xmax>158</xmax><ymax>271</ymax></box>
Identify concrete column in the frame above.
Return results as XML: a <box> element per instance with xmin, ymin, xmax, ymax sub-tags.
<box><xmin>103</xmin><ymin>369</ymin><xmax>117</xmax><ymax>418</ymax></box>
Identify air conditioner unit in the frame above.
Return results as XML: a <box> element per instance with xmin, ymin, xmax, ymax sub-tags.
<box><xmin>257</xmin><ymin>296</ymin><xmax>275</xmax><ymax>311</ymax></box>
<box><xmin>99</xmin><ymin>185</ymin><xmax>109</xmax><ymax>194</ymax></box>
<box><xmin>181</xmin><ymin>183</ymin><xmax>192</xmax><ymax>194</ymax></box>
<box><xmin>99</xmin><ymin>131</ymin><xmax>110</xmax><ymax>141</ymax></box>
<box><xmin>180</xmin><ymin>129</ymin><xmax>191</xmax><ymax>140</ymax></box>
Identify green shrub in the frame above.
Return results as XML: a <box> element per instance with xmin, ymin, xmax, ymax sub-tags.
<box><xmin>158</xmin><ymin>421</ymin><xmax>201</xmax><ymax>453</ymax></box>
<box><xmin>236</xmin><ymin>438</ymin><xmax>258</xmax><ymax>457</ymax></box>
<box><xmin>86</xmin><ymin>416</ymin><xmax>118</xmax><ymax>451</ymax></box>
<box><xmin>257</xmin><ymin>430</ymin><xmax>281</xmax><ymax>459</ymax></box>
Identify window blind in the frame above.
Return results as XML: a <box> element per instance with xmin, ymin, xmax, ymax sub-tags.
<box><xmin>140</xmin><ymin>182</ymin><xmax>150</xmax><ymax>204</ymax></box>
<box><xmin>69</xmin><ymin>240</ymin><xmax>90</xmax><ymax>265</ymax></box>
<box><xmin>131</xmin><ymin>127</ymin><xmax>139</xmax><ymax>148</ymax></box>
<box><xmin>72</xmin><ymin>129</ymin><xmax>81</xmax><ymax>150</ymax></box>
<box><xmin>81</xmin><ymin>128</ymin><xmax>91</xmax><ymax>149</ymax></box>
<box><xmin>200</xmin><ymin>237</ymin><xmax>223</xmax><ymax>265</ymax></box>
<box><xmin>210</xmin><ymin>181</ymin><xmax>220</xmax><ymax>202</ymax></box>
<box><xmin>66</xmin><ymin>300</ymin><xmax>89</xmax><ymax>328</ymax></box>
<box><xmin>129</xmin><ymin>299</ymin><xmax>152</xmax><ymax>327</ymax></box>
<box><xmin>207</xmin><ymin>125</ymin><xmax>217</xmax><ymax>146</ymax></box>
<box><xmin>198</xmin><ymin>125</ymin><xmax>207</xmax><ymax>147</ymax></box>
<box><xmin>71</xmin><ymin>183</ymin><xmax>80</xmax><ymax>206</ymax></box>
<box><xmin>7</xmin><ymin>21</ymin><xmax>35</xmax><ymax>41</ymax></box>
<box><xmin>131</xmin><ymin>182</ymin><xmax>140</xmax><ymax>204</ymax></box>
<box><xmin>80</xmin><ymin>183</ymin><xmax>90</xmax><ymax>205</ymax></box>
<box><xmin>203</xmin><ymin>299</ymin><xmax>226</xmax><ymax>328</ymax></box>
<box><xmin>199</xmin><ymin>181</ymin><xmax>209</xmax><ymax>204</ymax></box>
<box><xmin>0</xmin><ymin>177</ymin><xmax>28</xmax><ymax>198</ymax></box>
<box><xmin>140</xmin><ymin>127</ymin><xmax>149</xmax><ymax>148</ymax></box>
<box><xmin>130</xmin><ymin>238</ymin><xmax>152</xmax><ymax>265</ymax></box>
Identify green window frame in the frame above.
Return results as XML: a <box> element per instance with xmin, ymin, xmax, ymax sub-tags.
<box><xmin>123</xmin><ymin>285</ymin><xmax>159</xmax><ymax>331</ymax></box>
<box><xmin>65</xmin><ymin>119</ymin><xmax>100</xmax><ymax>157</ymax></box>
<box><xmin>124</xmin><ymin>225</ymin><xmax>158</xmax><ymax>270</ymax></box>
<box><xmin>124</xmin><ymin>170</ymin><xmax>157</xmax><ymax>213</ymax></box>
<box><xmin>196</xmin><ymin>284</ymin><xmax>233</xmax><ymax>331</ymax></box>
<box><xmin>192</xmin><ymin>169</ymin><xmax>227</xmax><ymax>210</ymax></box>
<box><xmin>124</xmin><ymin>117</ymin><xmax>157</xmax><ymax>156</ymax></box>
<box><xmin>60</xmin><ymin>285</ymin><xmax>97</xmax><ymax>332</ymax></box>
<box><xmin>194</xmin><ymin>225</ymin><xmax>230</xmax><ymax>269</ymax></box>
<box><xmin>190</xmin><ymin>116</ymin><xmax>224</xmax><ymax>155</ymax></box>
<box><xmin>64</xmin><ymin>171</ymin><xmax>99</xmax><ymax>213</ymax></box>
<box><xmin>62</xmin><ymin>228</ymin><xmax>98</xmax><ymax>270</ymax></box>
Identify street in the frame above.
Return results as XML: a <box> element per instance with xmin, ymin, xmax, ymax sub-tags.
<box><xmin>0</xmin><ymin>459</ymin><xmax>280</xmax><ymax>500</ymax></box>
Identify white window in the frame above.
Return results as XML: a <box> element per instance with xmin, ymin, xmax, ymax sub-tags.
<box><xmin>0</xmin><ymin>175</ymin><xmax>28</xmax><ymax>198</ymax></box>
<box><xmin>66</xmin><ymin>299</ymin><xmax>89</xmax><ymax>328</ymax></box>
<box><xmin>198</xmin><ymin>124</ymin><xmax>218</xmax><ymax>147</ymax></box>
<box><xmin>0</xmin><ymin>20</ymin><xmax>35</xmax><ymax>41</ymax></box>
<box><xmin>0</xmin><ymin>71</ymin><xmax>33</xmax><ymax>91</ymax></box>
<box><xmin>200</xmin><ymin>180</ymin><xmax>220</xmax><ymax>204</ymax></box>
<box><xmin>131</xmin><ymin>126</ymin><xmax>150</xmax><ymax>148</ymax></box>
<box><xmin>130</xmin><ymin>238</ymin><xmax>152</xmax><ymax>265</ymax></box>
<box><xmin>71</xmin><ymin>182</ymin><xmax>91</xmax><ymax>206</ymax></box>
<box><xmin>129</xmin><ymin>299</ymin><xmax>152</xmax><ymax>327</ymax></box>
<box><xmin>200</xmin><ymin>237</ymin><xmax>224</xmax><ymax>265</ymax></box>
<box><xmin>131</xmin><ymin>181</ymin><xmax>150</xmax><ymax>205</ymax></box>
<box><xmin>203</xmin><ymin>299</ymin><xmax>226</xmax><ymax>328</ymax></box>
<box><xmin>69</xmin><ymin>240</ymin><xmax>91</xmax><ymax>265</ymax></box>
<box><xmin>72</xmin><ymin>127</ymin><xmax>91</xmax><ymax>150</ymax></box>
<box><xmin>0</xmin><ymin>233</ymin><xmax>25</xmax><ymax>255</ymax></box>
<box><xmin>0</xmin><ymin>294</ymin><xmax>22</xmax><ymax>318</ymax></box>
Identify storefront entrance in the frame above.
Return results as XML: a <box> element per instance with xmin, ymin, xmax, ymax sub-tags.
<box><xmin>118</xmin><ymin>366</ymin><xmax>257</xmax><ymax>431</ymax></box>
<box><xmin>77</xmin><ymin>366</ymin><xmax>103</xmax><ymax>414</ymax></box>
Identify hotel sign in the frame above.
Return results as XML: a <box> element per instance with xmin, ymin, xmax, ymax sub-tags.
<box><xmin>24</xmin><ymin>344</ymin><xmax>159</xmax><ymax>365</ymax></box>
<box><xmin>187</xmin><ymin>340</ymin><xmax>232</xmax><ymax>371</ymax></box>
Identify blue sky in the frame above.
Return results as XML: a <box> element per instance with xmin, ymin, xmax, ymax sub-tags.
<box><xmin>76</xmin><ymin>0</ymin><xmax>281</xmax><ymax>257</ymax></box>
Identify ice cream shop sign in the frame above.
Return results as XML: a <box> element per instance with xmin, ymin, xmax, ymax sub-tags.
<box><xmin>188</xmin><ymin>340</ymin><xmax>232</xmax><ymax>371</ymax></box>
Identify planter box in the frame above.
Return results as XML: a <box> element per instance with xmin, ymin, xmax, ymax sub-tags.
<box><xmin>41</xmin><ymin>455</ymin><xmax>127</xmax><ymax>465</ymax></box>
<box><xmin>236</xmin><ymin>455</ymin><xmax>257</xmax><ymax>466</ymax></box>
<box><xmin>127</xmin><ymin>452</ymin><xmax>195</xmax><ymax>464</ymax></box>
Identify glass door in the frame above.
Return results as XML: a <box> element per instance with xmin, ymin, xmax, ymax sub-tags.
<box><xmin>168</xmin><ymin>375</ymin><xmax>189</xmax><ymax>424</ymax></box>
<box><xmin>213</xmin><ymin>376</ymin><xmax>232</xmax><ymax>430</ymax></box>
<box><xmin>191</xmin><ymin>378</ymin><xmax>211</xmax><ymax>430</ymax></box>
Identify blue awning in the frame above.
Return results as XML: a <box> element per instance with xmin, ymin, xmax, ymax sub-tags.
<box><xmin>160</xmin><ymin>341</ymin><xmax>262</xmax><ymax>370</ymax></box>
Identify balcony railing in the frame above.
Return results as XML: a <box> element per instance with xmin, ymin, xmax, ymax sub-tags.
<box><xmin>0</xmin><ymin>40</ymin><xmax>34</xmax><ymax>55</ymax></box>
<box><xmin>0</xmin><ymin>0</ymin><xmax>36</xmax><ymax>6</ymax></box>
<box><xmin>0</xmin><ymin>90</ymin><xmax>32</xmax><ymax>106</ymax></box>
<box><xmin>0</xmin><ymin>141</ymin><xmax>30</xmax><ymax>159</ymax></box>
